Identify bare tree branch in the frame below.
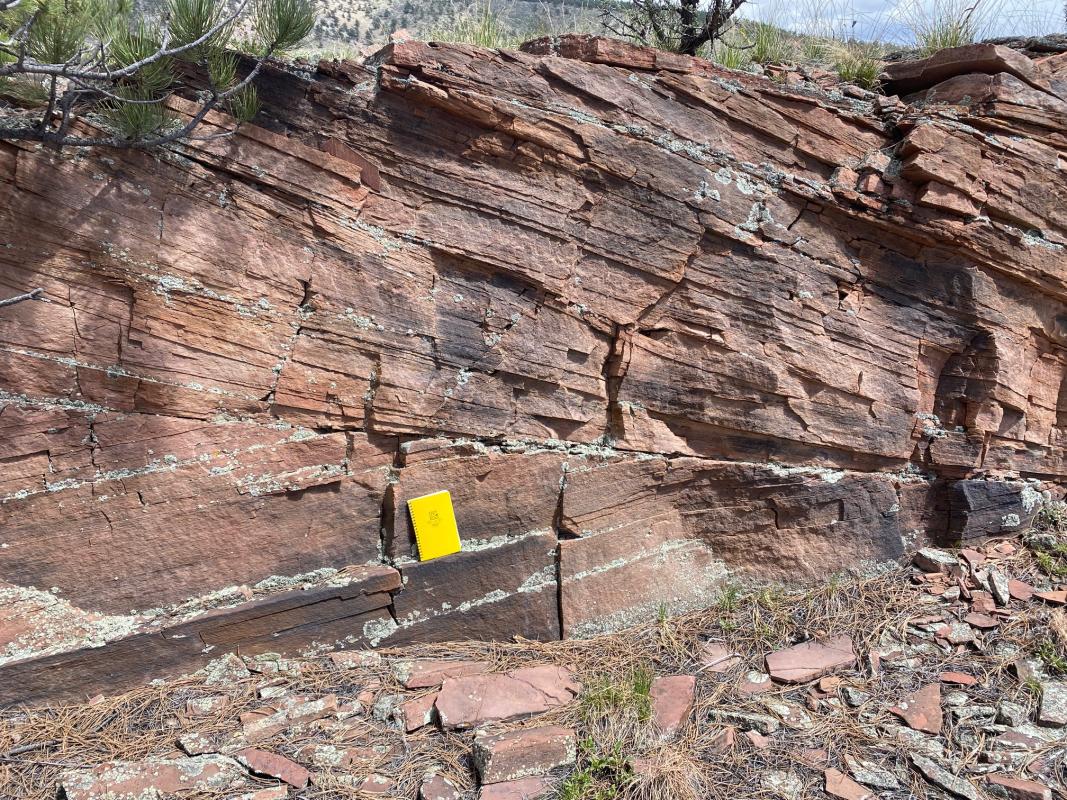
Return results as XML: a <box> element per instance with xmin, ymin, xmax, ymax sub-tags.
<box><xmin>601</xmin><ymin>0</ymin><xmax>747</xmax><ymax>56</ymax></box>
<box><xmin>0</xmin><ymin>288</ymin><xmax>44</xmax><ymax>309</ymax></box>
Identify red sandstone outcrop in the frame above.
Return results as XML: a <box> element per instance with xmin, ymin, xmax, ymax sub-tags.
<box><xmin>0</xmin><ymin>35</ymin><xmax>1065</xmax><ymax>705</ymax></box>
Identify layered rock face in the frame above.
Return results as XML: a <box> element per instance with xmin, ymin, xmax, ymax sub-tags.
<box><xmin>0</xmin><ymin>37</ymin><xmax>1064</xmax><ymax>704</ymax></box>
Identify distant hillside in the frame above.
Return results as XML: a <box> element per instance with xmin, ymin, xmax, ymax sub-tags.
<box><xmin>302</xmin><ymin>0</ymin><xmax>604</xmax><ymax>52</ymax></box>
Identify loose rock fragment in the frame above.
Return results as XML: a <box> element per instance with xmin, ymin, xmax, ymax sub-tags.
<box><xmin>700</xmin><ymin>642</ymin><xmax>741</xmax><ymax>673</ymax></box>
<box><xmin>825</xmin><ymin>768</ymin><xmax>874</xmax><ymax>800</ymax></box>
<box><xmin>401</xmin><ymin>692</ymin><xmax>438</xmax><ymax>732</ymax></box>
<box><xmin>986</xmin><ymin>774</ymin><xmax>1053</xmax><ymax>800</ymax></box>
<box><xmin>435</xmin><ymin>666</ymin><xmax>579</xmax><ymax>729</ymax></box>
<box><xmin>359</xmin><ymin>774</ymin><xmax>396</xmax><ymax>794</ymax></box>
<box><xmin>914</xmin><ymin>549</ymin><xmax>958</xmax><ymax>573</ymax></box>
<box><xmin>237</xmin><ymin>748</ymin><xmax>310</xmax><ymax>789</ymax></box>
<box><xmin>473</xmin><ymin>726</ymin><xmax>576</xmax><ymax>784</ymax></box>
<box><xmin>1036</xmin><ymin>682</ymin><xmax>1067</xmax><ymax>727</ymax></box>
<box><xmin>420</xmin><ymin>773</ymin><xmax>463</xmax><ymax>800</ymax></box>
<box><xmin>989</xmin><ymin>569</ymin><xmax>1011</xmax><ymax>606</ymax></box>
<box><xmin>890</xmin><ymin>683</ymin><xmax>943</xmax><ymax>734</ymax></box>
<box><xmin>843</xmin><ymin>754</ymin><xmax>900</xmax><ymax>790</ymax></box>
<box><xmin>649</xmin><ymin>675</ymin><xmax>695</xmax><ymax>737</ymax></box>
<box><xmin>766</xmin><ymin>636</ymin><xmax>855</xmax><ymax>683</ymax></box>
<box><xmin>760</xmin><ymin>770</ymin><xmax>804</xmax><ymax>800</ymax></box>
<box><xmin>478</xmin><ymin>776</ymin><xmax>553</xmax><ymax>799</ymax></box>
<box><xmin>395</xmin><ymin>659</ymin><xmax>492</xmax><ymax>688</ymax></box>
<box><xmin>911</xmin><ymin>754</ymin><xmax>980</xmax><ymax>800</ymax></box>
<box><xmin>60</xmin><ymin>756</ymin><xmax>246</xmax><ymax>800</ymax></box>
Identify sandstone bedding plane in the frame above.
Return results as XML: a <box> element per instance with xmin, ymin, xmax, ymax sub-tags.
<box><xmin>0</xmin><ymin>36</ymin><xmax>1064</xmax><ymax>706</ymax></box>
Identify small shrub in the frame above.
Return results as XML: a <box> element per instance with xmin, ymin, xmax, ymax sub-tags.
<box><xmin>748</xmin><ymin>21</ymin><xmax>792</xmax><ymax>65</ymax></box>
<box><xmin>558</xmin><ymin>738</ymin><xmax>630</xmax><ymax>800</ymax></box>
<box><xmin>716</xmin><ymin>581</ymin><xmax>743</xmax><ymax>613</ymax></box>
<box><xmin>1038</xmin><ymin>639</ymin><xmax>1067</xmax><ymax>675</ymax></box>
<box><xmin>709</xmin><ymin>29</ymin><xmax>751</xmax><ymax>70</ymax></box>
<box><xmin>834</xmin><ymin>52</ymin><xmax>881</xmax><ymax>89</ymax></box>
<box><xmin>906</xmin><ymin>0</ymin><xmax>1000</xmax><ymax>55</ymax></box>
<box><xmin>581</xmin><ymin>664</ymin><xmax>655</xmax><ymax>725</ymax></box>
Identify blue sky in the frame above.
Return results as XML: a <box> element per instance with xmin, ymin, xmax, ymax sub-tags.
<box><xmin>736</xmin><ymin>0</ymin><xmax>1065</xmax><ymax>43</ymax></box>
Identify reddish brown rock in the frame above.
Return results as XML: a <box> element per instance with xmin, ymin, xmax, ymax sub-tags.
<box><xmin>825</xmin><ymin>768</ymin><xmax>874</xmax><ymax>800</ymax></box>
<box><xmin>1</xmin><ymin>31</ymin><xmax>1066</xmax><ymax>705</ymax></box>
<box><xmin>420</xmin><ymin>774</ymin><xmax>463</xmax><ymax>800</ymax></box>
<box><xmin>941</xmin><ymin>671</ymin><xmax>978</xmax><ymax>686</ymax></box>
<box><xmin>649</xmin><ymin>675</ymin><xmax>696</xmax><ymax>737</ymax></box>
<box><xmin>435</xmin><ymin>666</ymin><xmax>580</xmax><ymax>729</ymax></box>
<box><xmin>1035</xmin><ymin>591</ymin><xmax>1067</xmax><ymax>605</ymax></box>
<box><xmin>890</xmin><ymin>683</ymin><xmax>943</xmax><ymax>734</ymax></box>
<box><xmin>231</xmin><ymin>787</ymin><xmax>290</xmax><ymax>800</ymax></box>
<box><xmin>237</xmin><ymin>748</ymin><xmax>310</xmax><ymax>789</ymax></box>
<box><xmin>700</xmin><ymin>642</ymin><xmax>741</xmax><ymax>673</ymax></box>
<box><xmin>882</xmin><ymin>43</ymin><xmax>1047</xmax><ymax>94</ymax></box>
<box><xmin>987</xmin><ymin>774</ymin><xmax>1053</xmax><ymax>800</ymax></box>
<box><xmin>359</xmin><ymin>774</ymin><xmax>396</xmax><ymax>794</ymax></box>
<box><xmin>401</xmin><ymin>692</ymin><xmax>438</xmax><ymax>732</ymax></box>
<box><xmin>478</xmin><ymin>776</ymin><xmax>553</xmax><ymax>800</ymax></box>
<box><xmin>744</xmin><ymin>730</ymin><xmax>772</xmax><ymax>749</ymax></box>
<box><xmin>965</xmin><ymin>612</ymin><xmax>1001</xmax><ymax>629</ymax></box>
<box><xmin>1009</xmin><ymin>580</ymin><xmax>1035</xmax><ymax>601</ymax></box>
<box><xmin>395</xmin><ymin>659</ymin><xmax>492</xmax><ymax>688</ymax></box>
<box><xmin>799</xmin><ymin>748</ymin><xmax>829</xmax><ymax>768</ymax></box>
<box><xmin>473</xmin><ymin>726</ymin><xmax>576</xmax><ymax>783</ymax></box>
<box><xmin>59</xmin><ymin>756</ymin><xmax>245</xmax><ymax>799</ymax></box>
<box><xmin>766</xmin><ymin>637</ymin><xmax>856</xmax><ymax>683</ymax></box>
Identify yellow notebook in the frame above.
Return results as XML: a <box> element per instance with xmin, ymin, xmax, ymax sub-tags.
<box><xmin>407</xmin><ymin>490</ymin><xmax>462</xmax><ymax>562</ymax></box>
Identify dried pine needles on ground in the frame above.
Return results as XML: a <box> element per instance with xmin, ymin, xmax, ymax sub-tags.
<box><xmin>1</xmin><ymin>533</ymin><xmax>1065</xmax><ymax>800</ymax></box>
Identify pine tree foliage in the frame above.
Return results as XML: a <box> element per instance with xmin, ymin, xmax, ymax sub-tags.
<box><xmin>0</xmin><ymin>0</ymin><xmax>315</xmax><ymax>147</ymax></box>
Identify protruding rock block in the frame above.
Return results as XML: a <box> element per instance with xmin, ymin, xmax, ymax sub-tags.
<box><xmin>881</xmin><ymin>43</ymin><xmax>1045</xmax><ymax>94</ymax></box>
<box><xmin>473</xmin><ymin>726</ymin><xmax>577</xmax><ymax>784</ymax></box>
<box><xmin>947</xmin><ymin>480</ymin><xmax>1041</xmax><ymax>540</ymax></box>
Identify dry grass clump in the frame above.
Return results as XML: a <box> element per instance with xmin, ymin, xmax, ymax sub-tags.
<box><xmin>904</xmin><ymin>0</ymin><xmax>1005</xmax><ymax>54</ymax></box>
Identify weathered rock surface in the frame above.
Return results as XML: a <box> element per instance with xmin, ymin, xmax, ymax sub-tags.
<box><xmin>1</xmin><ymin>35</ymin><xmax>1066</xmax><ymax>703</ymax></box>
<box><xmin>766</xmin><ymin>636</ymin><xmax>856</xmax><ymax>683</ymax></box>
<box><xmin>435</xmin><ymin>666</ymin><xmax>580</xmax><ymax>729</ymax></box>
<box><xmin>59</xmin><ymin>756</ymin><xmax>247</xmax><ymax>799</ymax></box>
<box><xmin>473</xmin><ymin>725</ymin><xmax>576</xmax><ymax>783</ymax></box>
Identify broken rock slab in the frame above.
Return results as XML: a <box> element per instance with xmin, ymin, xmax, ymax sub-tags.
<box><xmin>60</xmin><ymin>756</ymin><xmax>246</xmax><ymax>800</ymax></box>
<box><xmin>1037</xmin><ymin>682</ymin><xmax>1067</xmax><ymax>727</ymax></box>
<box><xmin>766</xmin><ymin>636</ymin><xmax>856</xmax><ymax>683</ymax></box>
<box><xmin>401</xmin><ymin>692</ymin><xmax>438</xmax><ymax>732</ymax></box>
<box><xmin>395</xmin><ymin>659</ymin><xmax>492</xmax><ymax>688</ymax></box>
<box><xmin>825</xmin><ymin>768</ymin><xmax>874</xmax><ymax>800</ymax></box>
<box><xmin>911</xmin><ymin>754</ymin><xmax>980</xmax><ymax>800</ymax></box>
<box><xmin>649</xmin><ymin>675</ymin><xmax>696</xmax><ymax>737</ymax></box>
<box><xmin>881</xmin><ymin>43</ymin><xmax>1047</xmax><ymax>95</ymax></box>
<box><xmin>473</xmin><ymin>726</ymin><xmax>576</xmax><ymax>784</ymax></box>
<box><xmin>986</xmin><ymin>774</ymin><xmax>1053</xmax><ymax>800</ymax></box>
<box><xmin>890</xmin><ymin>683</ymin><xmax>943</xmax><ymax>734</ymax></box>
<box><xmin>237</xmin><ymin>748</ymin><xmax>310</xmax><ymax>789</ymax></box>
<box><xmin>478</xmin><ymin>776</ymin><xmax>553</xmax><ymax>800</ymax></box>
<box><xmin>435</xmin><ymin>666</ymin><xmax>580</xmax><ymax>729</ymax></box>
<box><xmin>420</xmin><ymin>774</ymin><xmax>463</xmax><ymax>800</ymax></box>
